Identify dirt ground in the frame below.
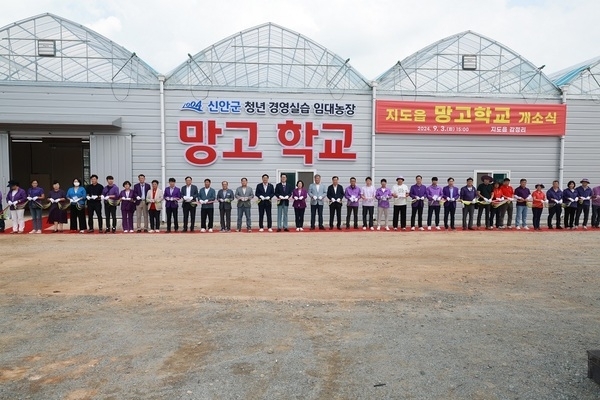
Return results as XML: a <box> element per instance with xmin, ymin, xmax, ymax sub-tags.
<box><xmin>1</xmin><ymin>230</ymin><xmax>600</xmax><ymax>399</ymax></box>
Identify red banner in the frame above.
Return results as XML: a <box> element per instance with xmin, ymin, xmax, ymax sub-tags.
<box><xmin>376</xmin><ymin>100</ymin><xmax>566</xmax><ymax>136</ymax></box>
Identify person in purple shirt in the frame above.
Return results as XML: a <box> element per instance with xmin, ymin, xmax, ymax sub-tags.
<box><xmin>6</xmin><ymin>179</ymin><xmax>27</xmax><ymax>234</ymax></box>
<box><xmin>514</xmin><ymin>178</ymin><xmax>531</xmax><ymax>230</ymax></box>
<box><xmin>0</xmin><ymin>189</ymin><xmax>4</xmax><ymax>233</ymax></box>
<box><xmin>292</xmin><ymin>180</ymin><xmax>308</xmax><ymax>231</ymax></box>
<box><xmin>592</xmin><ymin>182</ymin><xmax>600</xmax><ymax>228</ymax></box>
<box><xmin>460</xmin><ymin>177</ymin><xmax>477</xmax><ymax>230</ymax></box>
<box><xmin>164</xmin><ymin>177</ymin><xmax>181</xmax><ymax>233</ymax></box>
<box><xmin>344</xmin><ymin>177</ymin><xmax>361</xmax><ymax>229</ymax></box>
<box><xmin>102</xmin><ymin>175</ymin><xmax>120</xmax><ymax>233</ymax></box>
<box><xmin>562</xmin><ymin>180</ymin><xmax>578</xmax><ymax>229</ymax></box>
<box><xmin>426</xmin><ymin>177</ymin><xmax>443</xmax><ymax>230</ymax></box>
<box><xmin>546</xmin><ymin>180</ymin><xmax>563</xmax><ymax>229</ymax></box>
<box><xmin>410</xmin><ymin>175</ymin><xmax>427</xmax><ymax>231</ymax></box>
<box><xmin>442</xmin><ymin>177</ymin><xmax>459</xmax><ymax>230</ymax></box>
<box><xmin>27</xmin><ymin>179</ymin><xmax>45</xmax><ymax>233</ymax></box>
<box><xmin>119</xmin><ymin>181</ymin><xmax>137</xmax><ymax>233</ymax></box>
<box><xmin>575</xmin><ymin>178</ymin><xmax>592</xmax><ymax>229</ymax></box>
<box><xmin>375</xmin><ymin>178</ymin><xmax>392</xmax><ymax>231</ymax></box>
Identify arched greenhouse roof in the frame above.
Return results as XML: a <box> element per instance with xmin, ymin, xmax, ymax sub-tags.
<box><xmin>0</xmin><ymin>13</ymin><xmax>159</xmax><ymax>85</ymax></box>
<box><xmin>166</xmin><ymin>22</ymin><xmax>371</xmax><ymax>91</ymax></box>
<box><xmin>550</xmin><ymin>56</ymin><xmax>600</xmax><ymax>98</ymax></box>
<box><xmin>376</xmin><ymin>31</ymin><xmax>561</xmax><ymax>98</ymax></box>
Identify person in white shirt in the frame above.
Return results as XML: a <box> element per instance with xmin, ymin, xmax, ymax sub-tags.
<box><xmin>392</xmin><ymin>176</ymin><xmax>409</xmax><ymax>230</ymax></box>
<box><xmin>361</xmin><ymin>177</ymin><xmax>376</xmax><ymax>230</ymax></box>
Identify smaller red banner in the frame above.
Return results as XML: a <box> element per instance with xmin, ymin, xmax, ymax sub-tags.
<box><xmin>375</xmin><ymin>100</ymin><xmax>566</xmax><ymax>136</ymax></box>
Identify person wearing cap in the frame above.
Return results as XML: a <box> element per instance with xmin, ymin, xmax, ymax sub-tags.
<box><xmin>460</xmin><ymin>177</ymin><xmax>477</xmax><ymax>230</ymax></box>
<box><xmin>562</xmin><ymin>180</ymin><xmax>578</xmax><ymax>229</ymax></box>
<box><xmin>442</xmin><ymin>177</ymin><xmax>459</xmax><ymax>230</ymax></box>
<box><xmin>575</xmin><ymin>178</ymin><xmax>592</xmax><ymax>229</ymax></box>
<box><xmin>514</xmin><ymin>179</ymin><xmax>531</xmax><ymax>230</ymax></box>
<box><xmin>344</xmin><ymin>177</ymin><xmax>360</xmax><ymax>229</ymax></box>
<box><xmin>6</xmin><ymin>180</ymin><xmax>27</xmax><ymax>233</ymax></box>
<box><xmin>546</xmin><ymin>180</ymin><xmax>563</xmax><ymax>229</ymax></box>
<box><xmin>375</xmin><ymin>178</ymin><xmax>392</xmax><ymax>231</ymax></box>
<box><xmin>102</xmin><ymin>175</ymin><xmax>120</xmax><ymax>233</ymax></box>
<box><xmin>409</xmin><ymin>175</ymin><xmax>427</xmax><ymax>231</ymax></box>
<box><xmin>531</xmin><ymin>184</ymin><xmax>546</xmax><ymax>230</ymax></box>
<box><xmin>426</xmin><ymin>177</ymin><xmax>443</xmax><ymax>230</ymax></box>
<box><xmin>477</xmin><ymin>175</ymin><xmax>493</xmax><ymax>230</ymax></box>
<box><xmin>27</xmin><ymin>179</ymin><xmax>45</xmax><ymax>234</ymax></box>
<box><xmin>391</xmin><ymin>176</ymin><xmax>409</xmax><ymax>230</ymax></box>
<box><xmin>591</xmin><ymin>181</ymin><xmax>600</xmax><ymax>228</ymax></box>
<box><xmin>360</xmin><ymin>177</ymin><xmax>375</xmax><ymax>230</ymax></box>
<box><xmin>500</xmin><ymin>178</ymin><xmax>514</xmax><ymax>229</ymax></box>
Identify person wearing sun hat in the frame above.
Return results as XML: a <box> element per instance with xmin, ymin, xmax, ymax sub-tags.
<box><xmin>476</xmin><ymin>175</ymin><xmax>493</xmax><ymax>230</ymax></box>
<box><xmin>575</xmin><ymin>178</ymin><xmax>592</xmax><ymax>229</ymax></box>
<box><xmin>391</xmin><ymin>176</ymin><xmax>409</xmax><ymax>230</ymax></box>
<box><xmin>5</xmin><ymin>179</ymin><xmax>27</xmax><ymax>234</ymax></box>
<box><xmin>531</xmin><ymin>183</ymin><xmax>546</xmax><ymax>230</ymax></box>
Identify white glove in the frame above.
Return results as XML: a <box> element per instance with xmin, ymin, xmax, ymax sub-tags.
<box><xmin>312</xmin><ymin>195</ymin><xmax>318</xmax><ymax>200</ymax></box>
<box><xmin>33</xmin><ymin>196</ymin><xmax>38</xmax><ymax>201</ymax></box>
<box><xmin>74</xmin><ymin>197</ymin><xmax>80</xmax><ymax>202</ymax></box>
<box><xmin>499</xmin><ymin>197</ymin><xmax>504</xmax><ymax>201</ymax></box>
<box><xmin>318</xmin><ymin>196</ymin><xmax>322</xmax><ymax>200</ymax></box>
<box><xmin>136</xmin><ymin>196</ymin><xmax>142</xmax><ymax>200</ymax></box>
<box><xmin>569</xmin><ymin>198</ymin><xmax>575</xmax><ymax>202</ymax></box>
<box><xmin>299</xmin><ymin>196</ymin><xmax>304</xmax><ymax>200</ymax></box>
<box><xmin>293</xmin><ymin>196</ymin><xmax>298</xmax><ymax>200</ymax></box>
<box><xmin>283</xmin><ymin>196</ymin><xmax>289</xmax><ymax>200</ymax></box>
<box><xmin>92</xmin><ymin>195</ymin><xmax>98</xmax><ymax>200</ymax></box>
<box><xmin>86</xmin><ymin>196</ymin><xmax>91</xmax><ymax>200</ymax></box>
<box><xmin>101</xmin><ymin>195</ymin><xmax>106</xmax><ymax>200</ymax></box>
<box><xmin>219</xmin><ymin>198</ymin><xmax>224</xmax><ymax>202</ymax></box>
<box><xmin>585</xmin><ymin>196</ymin><xmax>591</xmax><ymax>200</ymax></box>
<box><xmin>543</xmin><ymin>200</ymin><xmax>549</xmax><ymax>204</ymax></box>
<box><xmin>420</xmin><ymin>196</ymin><xmax>426</xmax><ymax>201</ymax></box>
<box><xmin>514</xmin><ymin>195</ymin><xmax>522</xmax><ymax>200</ymax></box>
<box><xmin>264</xmin><ymin>196</ymin><xmax>270</xmax><ymax>200</ymax></box>
<box><xmin>557</xmin><ymin>199</ymin><xmax>563</xmax><ymax>204</ymax></box>
<box><xmin>337</xmin><ymin>198</ymin><xmax>342</xmax><ymax>203</ymax></box>
<box><xmin>526</xmin><ymin>195</ymin><xmax>533</xmax><ymax>201</ymax></box>
<box><xmin>7</xmin><ymin>201</ymin><xmax>13</xmax><ymax>206</ymax></box>
<box><xmin>27</xmin><ymin>196</ymin><xmax>32</xmax><ymax>201</ymax></box>
<box><xmin>260</xmin><ymin>195</ymin><xmax>265</xmax><ymax>200</ymax></box>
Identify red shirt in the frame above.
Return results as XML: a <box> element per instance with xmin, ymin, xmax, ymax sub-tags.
<box><xmin>501</xmin><ymin>185</ymin><xmax>514</xmax><ymax>198</ymax></box>
<box><xmin>532</xmin><ymin>190</ymin><xmax>545</xmax><ymax>208</ymax></box>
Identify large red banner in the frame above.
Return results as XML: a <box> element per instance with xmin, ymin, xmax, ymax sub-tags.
<box><xmin>376</xmin><ymin>100</ymin><xmax>566</xmax><ymax>136</ymax></box>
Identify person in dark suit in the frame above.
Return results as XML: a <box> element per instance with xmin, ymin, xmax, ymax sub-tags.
<box><xmin>274</xmin><ymin>173</ymin><xmax>294</xmax><ymax>232</ymax></box>
<box><xmin>255</xmin><ymin>174</ymin><xmax>275</xmax><ymax>232</ymax></box>
<box><xmin>327</xmin><ymin>176</ymin><xmax>344</xmax><ymax>230</ymax></box>
<box><xmin>217</xmin><ymin>180</ymin><xmax>235</xmax><ymax>232</ymax></box>
<box><xmin>133</xmin><ymin>174</ymin><xmax>151</xmax><ymax>232</ymax></box>
<box><xmin>198</xmin><ymin>178</ymin><xmax>216</xmax><ymax>232</ymax></box>
<box><xmin>180</xmin><ymin>176</ymin><xmax>199</xmax><ymax>232</ymax></box>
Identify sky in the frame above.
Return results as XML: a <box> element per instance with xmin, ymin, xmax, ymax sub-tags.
<box><xmin>1</xmin><ymin>0</ymin><xmax>599</xmax><ymax>79</ymax></box>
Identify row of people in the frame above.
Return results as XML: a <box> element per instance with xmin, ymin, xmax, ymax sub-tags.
<box><xmin>2</xmin><ymin>174</ymin><xmax>598</xmax><ymax>233</ymax></box>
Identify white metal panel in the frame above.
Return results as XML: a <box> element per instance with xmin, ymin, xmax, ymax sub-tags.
<box><xmin>0</xmin><ymin>133</ymin><xmax>10</xmax><ymax>188</ymax></box>
<box><xmin>90</xmin><ymin>134</ymin><xmax>133</xmax><ymax>185</ymax></box>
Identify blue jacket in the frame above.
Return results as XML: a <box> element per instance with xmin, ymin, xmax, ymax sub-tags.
<box><xmin>66</xmin><ymin>187</ymin><xmax>87</xmax><ymax>206</ymax></box>
<box><xmin>576</xmin><ymin>186</ymin><xmax>592</xmax><ymax>206</ymax></box>
<box><xmin>562</xmin><ymin>188</ymin><xmax>578</xmax><ymax>208</ymax></box>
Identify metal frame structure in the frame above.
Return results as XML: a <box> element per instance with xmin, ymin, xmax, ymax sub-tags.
<box><xmin>0</xmin><ymin>13</ymin><xmax>158</xmax><ymax>85</ymax></box>
<box><xmin>166</xmin><ymin>22</ymin><xmax>371</xmax><ymax>91</ymax></box>
<box><xmin>550</xmin><ymin>56</ymin><xmax>600</xmax><ymax>98</ymax></box>
<box><xmin>376</xmin><ymin>31</ymin><xmax>561</xmax><ymax>98</ymax></box>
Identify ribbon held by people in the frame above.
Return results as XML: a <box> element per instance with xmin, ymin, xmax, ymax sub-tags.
<box><xmin>7</xmin><ymin>199</ymin><xmax>29</xmax><ymax>210</ymax></box>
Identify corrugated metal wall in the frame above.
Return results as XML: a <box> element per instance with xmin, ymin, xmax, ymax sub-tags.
<box><xmin>0</xmin><ymin>133</ymin><xmax>9</xmax><ymax>190</ymax></box>
<box><xmin>563</xmin><ymin>100</ymin><xmax>600</xmax><ymax>184</ymax></box>
<box><xmin>90</xmin><ymin>134</ymin><xmax>132</xmax><ymax>186</ymax></box>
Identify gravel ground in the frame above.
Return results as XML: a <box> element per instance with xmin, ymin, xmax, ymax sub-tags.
<box><xmin>0</xmin><ymin>232</ymin><xmax>599</xmax><ymax>399</ymax></box>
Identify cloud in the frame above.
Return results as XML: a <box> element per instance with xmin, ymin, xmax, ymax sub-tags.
<box><xmin>85</xmin><ymin>15</ymin><xmax>122</xmax><ymax>38</ymax></box>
